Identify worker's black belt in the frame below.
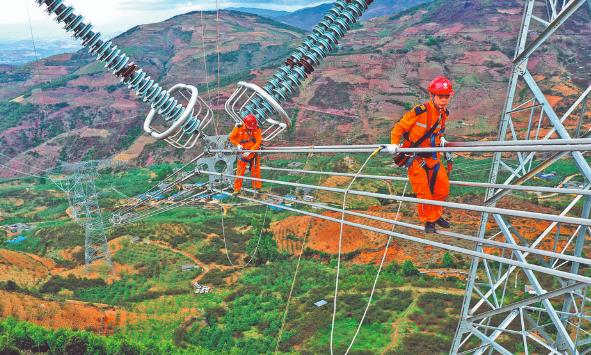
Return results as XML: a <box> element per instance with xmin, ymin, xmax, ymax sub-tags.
<box><xmin>239</xmin><ymin>152</ymin><xmax>258</xmax><ymax>164</ymax></box>
<box><xmin>420</xmin><ymin>161</ymin><xmax>441</xmax><ymax>195</ymax></box>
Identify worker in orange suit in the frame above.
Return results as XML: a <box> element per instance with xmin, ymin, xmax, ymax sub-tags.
<box><xmin>229</xmin><ymin>114</ymin><xmax>263</xmax><ymax>194</ymax></box>
<box><xmin>383</xmin><ymin>76</ymin><xmax>454</xmax><ymax>233</ymax></box>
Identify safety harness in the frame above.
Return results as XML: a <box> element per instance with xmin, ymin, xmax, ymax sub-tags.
<box><xmin>403</xmin><ymin>111</ymin><xmax>448</xmax><ymax>195</ymax></box>
<box><xmin>238</xmin><ymin>136</ymin><xmax>259</xmax><ymax>166</ymax></box>
<box><xmin>415</xmin><ymin>115</ymin><xmax>441</xmax><ymax>194</ymax></box>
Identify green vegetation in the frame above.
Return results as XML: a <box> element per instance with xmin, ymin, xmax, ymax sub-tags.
<box><xmin>0</xmin><ymin>102</ymin><xmax>35</xmax><ymax>132</ymax></box>
<box><xmin>40</xmin><ymin>275</ymin><xmax>106</xmax><ymax>294</ymax></box>
<box><xmin>35</xmin><ymin>73</ymin><xmax>80</xmax><ymax>92</ymax></box>
<box><xmin>0</xmin><ymin>317</ymin><xmax>197</xmax><ymax>354</ymax></box>
<box><xmin>245</xmin><ymin>232</ymin><xmax>280</xmax><ymax>265</ymax></box>
<box><xmin>0</xmin><ymin>150</ymin><xmax>584</xmax><ymax>353</ymax></box>
<box><xmin>425</xmin><ymin>35</ymin><xmax>444</xmax><ymax>46</ymax></box>
<box><xmin>441</xmin><ymin>252</ymin><xmax>456</xmax><ymax>268</ymax></box>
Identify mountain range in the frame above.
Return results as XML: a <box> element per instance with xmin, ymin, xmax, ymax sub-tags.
<box><xmin>230</xmin><ymin>0</ymin><xmax>431</xmax><ymax>30</ymax></box>
<box><xmin>0</xmin><ymin>0</ymin><xmax>590</xmax><ymax>177</ymax></box>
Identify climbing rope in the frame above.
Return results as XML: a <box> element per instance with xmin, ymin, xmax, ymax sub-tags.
<box><xmin>342</xmin><ymin>183</ymin><xmax>407</xmax><ymax>354</ymax></box>
<box><xmin>221</xmin><ymin>204</ymin><xmax>270</xmax><ymax>268</ymax></box>
<box><xmin>330</xmin><ymin>146</ymin><xmax>406</xmax><ymax>354</ymax></box>
<box><xmin>274</xmin><ymin>219</ymin><xmax>314</xmax><ymax>354</ymax></box>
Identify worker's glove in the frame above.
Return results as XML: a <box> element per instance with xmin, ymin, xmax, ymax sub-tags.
<box><xmin>241</xmin><ymin>152</ymin><xmax>250</xmax><ymax>159</ymax></box>
<box><xmin>440</xmin><ymin>137</ymin><xmax>448</xmax><ymax>147</ymax></box>
<box><xmin>444</xmin><ymin>152</ymin><xmax>454</xmax><ymax>162</ymax></box>
<box><xmin>236</xmin><ymin>144</ymin><xmax>243</xmax><ymax>152</ymax></box>
<box><xmin>381</xmin><ymin>144</ymin><xmax>399</xmax><ymax>154</ymax></box>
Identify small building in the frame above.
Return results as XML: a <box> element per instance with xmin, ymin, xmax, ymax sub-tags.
<box><xmin>524</xmin><ymin>285</ymin><xmax>542</xmax><ymax>295</ymax></box>
<box><xmin>212</xmin><ymin>193</ymin><xmax>230</xmax><ymax>202</ymax></box>
<box><xmin>288</xmin><ymin>162</ymin><xmax>304</xmax><ymax>168</ymax></box>
<box><xmin>193</xmin><ymin>282</ymin><xmax>211</xmax><ymax>294</ymax></box>
<box><xmin>283</xmin><ymin>194</ymin><xmax>297</xmax><ymax>206</ymax></box>
<box><xmin>181</xmin><ymin>264</ymin><xmax>198</xmax><ymax>272</ymax></box>
<box><xmin>153</xmin><ymin>194</ymin><xmax>166</xmax><ymax>201</ymax></box>
<box><xmin>314</xmin><ymin>300</ymin><xmax>328</xmax><ymax>307</ymax></box>
<box><xmin>564</xmin><ymin>181</ymin><xmax>585</xmax><ymax>189</ymax></box>
<box><xmin>536</xmin><ymin>172</ymin><xmax>557</xmax><ymax>180</ymax></box>
<box><xmin>6</xmin><ymin>223</ymin><xmax>31</xmax><ymax>233</ymax></box>
<box><xmin>270</xmin><ymin>203</ymin><xmax>289</xmax><ymax>212</ymax></box>
<box><xmin>6</xmin><ymin>236</ymin><xmax>27</xmax><ymax>245</ymax></box>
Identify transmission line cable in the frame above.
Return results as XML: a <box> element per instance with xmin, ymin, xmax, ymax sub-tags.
<box><xmin>218</xmin><ymin>191</ymin><xmax>591</xmax><ymax>284</ymax></box>
<box><xmin>0</xmin><ymin>161</ymin><xmax>43</xmax><ymax>179</ymax></box>
<box><xmin>274</xmin><ymin>219</ymin><xmax>314</xmax><ymax>354</ymax></box>
<box><xmin>200</xmin><ymin>10</ymin><xmax>215</xmax><ymax>116</ymax></box>
<box><xmin>330</xmin><ymin>146</ymin><xmax>382</xmax><ymax>354</ymax></box>
<box><xmin>221</xmin><ymin>204</ymin><xmax>269</xmax><ymax>267</ymax></box>
<box><xmin>215</xmin><ymin>0</ymin><xmax>222</xmax><ymax>135</ymax></box>
<box><xmin>349</xmin><ymin>184</ymin><xmax>408</xmax><ymax>353</ymax></box>
<box><xmin>254</xmin><ymin>189</ymin><xmax>591</xmax><ymax>266</ymax></box>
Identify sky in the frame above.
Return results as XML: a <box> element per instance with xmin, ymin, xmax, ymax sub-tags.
<box><xmin>0</xmin><ymin>1</ymin><xmax>330</xmax><ymax>41</ymax></box>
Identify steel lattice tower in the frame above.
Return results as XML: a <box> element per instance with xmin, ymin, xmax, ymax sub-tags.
<box><xmin>61</xmin><ymin>160</ymin><xmax>112</xmax><ymax>271</ymax></box>
<box><xmin>452</xmin><ymin>1</ymin><xmax>591</xmax><ymax>353</ymax></box>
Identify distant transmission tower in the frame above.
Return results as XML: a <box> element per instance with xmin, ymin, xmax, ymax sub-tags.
<box><xmin>61</xmin><ymin>160</ymin><xmax>113</xmax><ymax>271</ymax></box>
<box><xmin>452</xmin><ymin>1</ymin><xmax>591</xmax><ymax>354</ymax></box>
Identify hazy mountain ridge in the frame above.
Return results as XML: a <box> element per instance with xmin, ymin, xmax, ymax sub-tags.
<box><xmin>230</xmin><ymin>0</ymin><xmax>432</xmax><ymax>30</ymax></box>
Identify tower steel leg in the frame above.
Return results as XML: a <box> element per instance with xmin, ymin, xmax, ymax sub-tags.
<box><xmin>451</xmin><ymin>1</ymin><xmax>591</xmax><ymax>353</ymax></box>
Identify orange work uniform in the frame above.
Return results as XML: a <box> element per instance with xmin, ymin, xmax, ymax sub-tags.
<box><xmin>229</xmin><ymin>124</ymin><xmax>263</xmax><ymax>192</ymax></box>
<box><xmin>391</xmin><ymin>101</ymin><xmax>450</xmax><ymax>223</ymax></box>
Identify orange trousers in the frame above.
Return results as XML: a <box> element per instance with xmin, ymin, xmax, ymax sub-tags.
<box><xmin>234</xmin><ymin>154</ymin><xmax>262</xmax><ymax>192</ymax></box>
<box><xmin>408</xmin><ymin>156</ymin><xmax>449</xmax><ymax>223</ymax></box>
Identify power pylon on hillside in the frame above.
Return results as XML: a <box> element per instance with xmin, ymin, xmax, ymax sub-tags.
<box><xmin>452</xmin><ymin>1</ymin><xmax>591</xmax><ymax>353</ymax></box>
<box><xmin>60</xmin><ymin>160</ymin><xmax>113</xmax><ymax>271</ymax></box>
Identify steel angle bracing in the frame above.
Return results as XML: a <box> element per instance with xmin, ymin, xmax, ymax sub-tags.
<box><xmin>452</xmin><ymin>0</ymin><xmax>591</xmax><ymax>353</ymax></box>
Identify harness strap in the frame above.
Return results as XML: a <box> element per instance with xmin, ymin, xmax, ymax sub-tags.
<box><xmin>429</xmin><ymin>163</ymin><xmax>441</xmax><ymax>194</ymax></box>
<box><xmin>239</xmin><ymin>152</ymin><xmax>259</xmax><ymax>165</ymax></box>
<box><xmin>430</xmin><ymin>134</ymin><xmax>437</xmax><ymax>159</ymax></box>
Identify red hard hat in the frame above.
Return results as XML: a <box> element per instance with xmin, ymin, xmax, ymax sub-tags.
<box><xmin>428</xmin><ymin>76</ymin><xmax>454</xmax><ymax>96</ymax></box>
<box><xmin>243</xmin><ymin>114</ymin><xmax>258</xmax><ymax>130</ymax></box>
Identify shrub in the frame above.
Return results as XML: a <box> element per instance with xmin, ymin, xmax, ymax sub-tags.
<box><xmin>246</xmin><ymin>232</ymin><xmax>279</xmax><ymax>265</ymax></box>
<box><xmin>40</xmin><ymin>275</ymin><xmax>106</xmax><ymax>294</ymax></box>
<box><xmin>441</xmin><ymin>252</ymin><xmax>456</xmax><ymax>268</ymax></box>
<box><xmin>401</xmin><ymin>260</ymin><xmax>419</xmax><ymax>277</ymax></box>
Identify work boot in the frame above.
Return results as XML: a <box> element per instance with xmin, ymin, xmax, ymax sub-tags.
<box><xmin>435</xmin><ymin>217</ymin><xmax>450</xmax><ymax>228</ymax></box>
<box><xmin>425</xmin><ymin>222</ymin><xmax>437</xmax><ymax>233</ymax></box>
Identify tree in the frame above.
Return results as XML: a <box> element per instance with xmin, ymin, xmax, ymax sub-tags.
<box><xmin>4</xmin><ymin>280</ymin><xmax>17</xmax><ymax>292</ymax></box>
<box><xmin>442</xmin><ymin>252</ymin><xmax>456</xmax><ymax>268</ymax></box>
<box><xmin>247</xmin><ymin>232</ymin><xmax>279</xmax><ymax>265</ymax></box>
<box><xmin>155</xmin><ymin>166</ymin><xmax>174</xmax><ymax>181</ymax></box>
<box><xmin>401</xmin><ymin>260</ymin><xmax>419</xmax><ymax>277</ymax></box>
<box><xmin>385</xmin><ymin>262</ymin><xmax>400</xmax><ymax>275</ymax></box>
<box><xmin>63</xmin><ymin>334</ymin><xmax>88</xmax><ymax>355</ymax></box>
